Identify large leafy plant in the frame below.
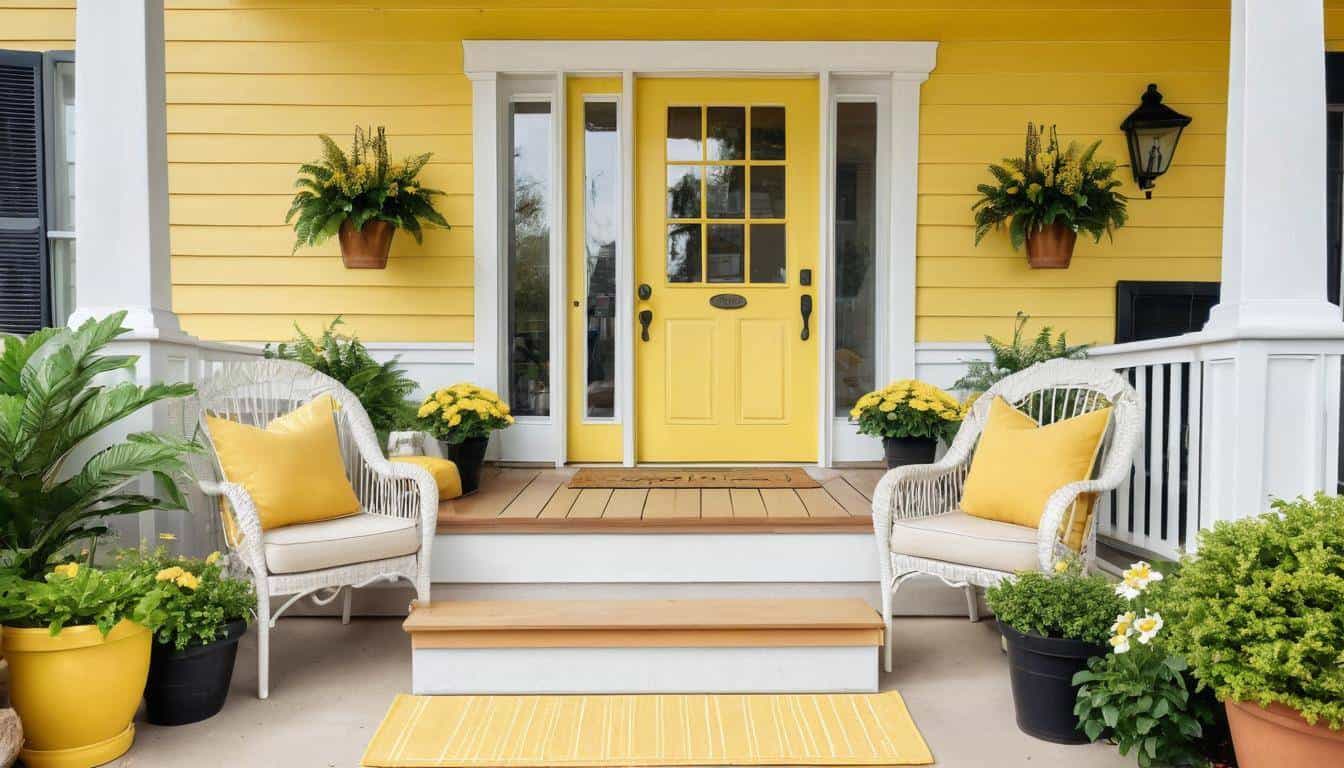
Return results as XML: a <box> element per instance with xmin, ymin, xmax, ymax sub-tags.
<box><xmin>953</xmin><ymin>311</ymin><xmax>1090</xmax><ymax>395</ymax></box>
<box><xmin>120</xmin><ymin>548</ymin><xmax>254</xmax><ymax>651</ymax></box>
<box><xmin>286</xmin><ymin>125</ymin><xmax>450</xmax><ymax>252</ymax></box>
<box><xmin>0</xmin><ymin>313</ymin><xmax>198</xmax><ymax>579</ymax></box>
<box><xmin>973</xmin><ymin>122</ymin><xmax>1128</xmax><ymax>250</ymax></box>
<box><xmin>986</xmin><ymin>565</ymin><xmax>1126</xmax><ymax>646</ymax></box>
<box><xmin>0</xmin><ymin>563</ymin><xmax>168</xmax><ymax>636</ymax></box>
<box><xmin>849</xmin><ymin>379</ymin><xmax>964</xmax><ymax>443</ymax></box>
<box><xmin>265</xmin><ymin>316</ymin><xmax>417</xmax><ymax>438</ymax></box>
<box><xmin>1161</xmin><ymin>494</ymin><xmax>1344</xmax><ymax>730</ymax></box>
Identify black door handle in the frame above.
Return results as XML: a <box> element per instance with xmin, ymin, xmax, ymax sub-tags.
<box><xmin>800</xmin><ymin>295</ymin><xmax>813</xmax><ymax>341</ymax></box>
<box><xmin>639</xmin><ymin>309</ymin><xmax>653</xmax><ymax>342</ymax></box>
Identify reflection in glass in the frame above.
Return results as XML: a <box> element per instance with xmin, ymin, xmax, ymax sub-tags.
<box><xmin>750</xmin><ymin>224</ymin><xmax>786</xmax><ymax>283</ymax></box>
<box><xmin>667</xmin><ymin>224</ymin><xmax>702</xmax><ymax>282</ymax></box>
<box><xmin>584</xmin><ymin>101</ymin><xmax>618</xmax><ymax>419</ymax></box>
<box><xmin>751</xmin><ymin>106</ymin><xmax>786</xmax><ymax>160</ymax></box>
<box><xmin>706</xmin><ymin>165</ymin><xmax>745</xmax><ymax>219</ymax></box>
<box><xmin>666</xmin><ymin>165</ymin><xmax>701</xmax><ymax>219</ymax></box>
<box><xmin>49</xmin><ymin>60</ymin><xmax>76</xmax><ymax>324</ymax></box>
<box><xmin>707</xmin><ymin>106</ymin><xmax>746</xmax><ymax>160</ymax></box>
<box><xmin>707</xmin><ymin>224</ymin><xmax>745</xmax><ymax>283</ymax></box>
<box><xmin>834</xmin><ymin>102</ymin><xmax>878</xmax><ymax>416</ymax></box>
<box><xmin>667</xmin><ymin>106</ymin><xmax>701</xmax><ymax>161</ymax></box>
<box><xmin>508</xmin><ymin>102</ymin><xmax>552</xmax><ymax>417</ymax></box>
<box><xmin>749</xmin><ymin>165</ymin><xmax>786</xmax><ymax>218</ymax></box>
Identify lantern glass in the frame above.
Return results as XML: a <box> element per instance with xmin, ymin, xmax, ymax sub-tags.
<box><xmin>1130</xmin><ymin>125</ymin><xmax>1183</xmax><ymax>178</ymax></box>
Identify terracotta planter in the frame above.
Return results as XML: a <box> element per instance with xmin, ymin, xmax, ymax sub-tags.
<box><xmin>337</xmin><ymin>219</ymin><xmax>395</xmax><ymax>269</ymax></box>
<box><xmin>1025</xmin><ymin>222</ymin><xmax>1077</xmax><ymax>269</ymax></box>
<box><xmin>1225</xmin><ymin>700</ymin><xmax>1344</xmax><ymax>768</ymax></box>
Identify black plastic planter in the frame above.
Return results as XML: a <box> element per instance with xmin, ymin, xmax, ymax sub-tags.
<box><xmin>144</xmin><ymin>619</ymin><xmax>246</xmax><ymax>726</ymax></box>
<box><xmin>441</xmin><ymin>435</ymin><xmax>489</xmax><ymax>496</ymax></box>
<box><xmin>882</xmin><ymin>436</ymin><xmax>937</xmax><ymax>468</ymax></box>
<box><xmin>998</xmin><ymin>620</ymin><xmax>1105</xmax><ymax>744</ymax></box>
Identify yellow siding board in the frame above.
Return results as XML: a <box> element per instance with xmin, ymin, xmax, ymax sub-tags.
<box><xmin>170</xmin><ymin>224</ymin><xmax>471</xmax><ymax>258</ymax></box>
<box><xmin>921</xmin><ymin>72</ymin><xmax>1227</xmax><ymax>106</ymax></box>
<box><xmin>165</xmin><ymin>41</ymin><xmax>464</xmax><ymax>74</ymax></box>
<box><xmin>167</xmin><ymin>134</ymin><xmax>471</xmax><ymax>164</ymax></box>
<box><xmin>934</xmin><ymin>41</ymin><xmax>1230</xmax><ymax>74</ymax></box>
<box><xmin>170</xmin><ymin>162</ymin><xmax>472</xmax><ymax>196</ymax></box>
<box><xmin>918</xmin><ymin>258</ymin><xmax>1221</xmax><ymax>288</ymax></box>
<box><xmin>920</xmin><ymin>195</ymin><xmax>1224</xmax><ymax>229</ymax></box>
<box><xmin>168</xmin><ymin>194</ymin><xmax>471</xmax><ymax>226</ymax></box>
<box><xmin>920</xmin><ymin>104</ymin><xmax>1226</xmax><ymax>136</ymax></box>
<box><xmin>919</xmin><ymin>163</ymin><xmax>1224</xmax><ymax>198</ymax></box>
<box><xmin>179</xmin><ymin>314</ymin><xmax>472</xmax><ymax>343</ymax></box>
<box><xmin>919</xmin><ymin>133</ymin><xmax>1227</xmax><ymax>166</ymax></box>
<box><xmin>918</xmin><ymin>287</ymin><xmax>1114</xmax><ymax>318</ymax></box>
<box><xmin>167</xmin><ymin>74</ymin><xmax>471</xmax><ymax>106</ymax></box>
<box><xmin>167</xmin><ymin>104</ymin><xmax>470</xmax><ymax>135</ymax></box>
<box><xmin>173</xmin><ymin>285</ymin><xmax>472</xmax><ymax>315</ymax></box>
<box><xmin>172</xmin><ymin>256</ymin><xmax>473</xmax><ymax>287</ymax></box>
<box><xmin>918</xmin><ymin>225</ymin><xmax>1220</xmax><ymax>261</ymax></box>
<box><xmin>919</xmin><ymin>316</ymin><xmax>1115</xmax><ymax>344</ymax></box>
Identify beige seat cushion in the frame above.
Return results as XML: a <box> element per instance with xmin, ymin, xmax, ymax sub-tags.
<box><xmin>262</xmin><ymin>512</ymin><xmax>419</xmax><ymax>575</ymax></box>
<box><xmin>890</xmin><ymin>508</ymin><xmax>1039</xmax><ymax>574</ymax></box>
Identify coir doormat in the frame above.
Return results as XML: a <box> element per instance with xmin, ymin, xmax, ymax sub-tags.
<box><xmin>567</xmin><ymin>467</ymin><xmax>820</xmax><ymax>489</ymax></box>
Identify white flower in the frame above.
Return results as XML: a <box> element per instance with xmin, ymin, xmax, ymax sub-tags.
<box><xmin>1110</xmin><ymin>611</ymin><xmax>1136</xmax><ymax>637</ymax></box>
<box><xmin>1108</xmin><ymin>633</ymin><xmax>1131</xmax><ymax>654</ymax></box>
<box><xmin>1115</xmin><ymin>580</ymin><xmax>1142</xmax><ymax>600</ymax></box>
<box><xmin>1116</xmin><ymin>561</ymin><xmax>1164</xmax><ymax>600</ymax></box>
<box><xmin>1134</xmin><ymin>612</ymin><xmax>1164</xmax><ymax>644</ymax></box>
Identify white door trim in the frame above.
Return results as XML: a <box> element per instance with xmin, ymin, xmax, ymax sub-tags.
<box><xmin>465</xmin><ymin>41</ymin><xmax>936</xmax><ymax>465</ymax></box>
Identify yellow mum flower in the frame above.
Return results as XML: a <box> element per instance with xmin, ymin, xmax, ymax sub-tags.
<box><xmin>205</xmin><ymin>551</ymin><xmax>221</xmax><ymax>565</ymax></box>
<box><xmin>908</xmin><ymin>399</ymin><xmax>931</xmax><ymax>411</ymax></box>
<box><xmin>449</xmin><ymin>414</ymin><xmax>462</xmax><ymax>427</ymax></box>
<box><xmin>417</xmin><ymin>400</ymin><xmax>441</xmax><ymax>418</ymax></box>
<box><xmin>175</xmin><ymin>572</ymin><xmax>201</xmax><ymax>591</ymax></box>
<box><xmin>878</xmin><ymin>400</ymin><xmax>897</xmax><ymax>413</ymax></box>
<box><xmin>156</xmin><ymin>566</ymin><xmax>185</xmax><ymax>582</ymax></box>
<box><xmin>1053</xmin><ymin>560</ymin><xmax>1069</xmax><ymax>574</ymax></box>
<box><xmin>498</xmin><ymin>402</ymin><xmax>511</xmax><ymax>415</ymax></box>
<box><xmin>504</xmin><ymin>414</ymin><xmax>515</xmax><ymax>425</ymax></box>
<box><xmin>53</xmin><ymin>562</ymin><xmax>79</xmax><ymax>578</ymax></box>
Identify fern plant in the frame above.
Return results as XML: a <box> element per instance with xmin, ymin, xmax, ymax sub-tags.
<box><xmin>264</xmin><ymin>317</ymin><xmax>417</xmax><ymax>439</ymax></box>
<box><xmin>286</xmin><ymin>125</ymin><xmax>450</xmax><ymax>253</ymax></box>
<box><xmin>973</xmin><ymin>123</ymin><xmax>1128</xmax><ymax>250</ymax></box>
<box><xmin>953</xmin><ymin>311</ymin><xmax>1090</xmax><ymax>395</ymax></box>
<box><xmin>0</xmin><ymin>313</ymin><xmax>199</xmax><ymax>579</ymax></box>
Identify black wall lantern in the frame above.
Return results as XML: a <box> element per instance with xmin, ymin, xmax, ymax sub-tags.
<box><xmin>1120</xmin><ymin>84</ymin><xmax>1192</xmax><ymax>199</ymax></box>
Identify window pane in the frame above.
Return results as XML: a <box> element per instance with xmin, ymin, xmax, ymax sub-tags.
<box><xmin>834</xmin><ymin>102</ymin><xmax>878</xmax><ymax>416</ymax></box>
<box><xmin>50</xmin><ymin>61</ymin><xmax>75</xmax><ymax>231</ymax></box>
<box><xmin>707</xmin><ymin>106</ymin><xmax>746</xmax><ymax>160</ymax></box>
<box><xmin>508</xmin><ymin>102</ymin><xmax>552</xmax><ymax>417</ymax></box>
<box><xmin>751</xmin><ymin>106</ymin><xmax>786</xmax><ymax>160</ymax></box>
<box><xmin>583</xmin><ymin>101</ymin><xmax>618</xmax><ymax>419</ymax></box>
<box><xmin>666</xmin><ymin>165</ymin><xmax>701</xmax><ymax>219</ymax></box>
<box><xmin>706</xmin><ymin>165</ymin><xmax>745</xmax><ymax>218</ymax></box>
<box><xmin>749</xmin><ymin>165</ymin><xmax>786</xmax><ymax>218</ymax></box>
<box><xmin>667</xmin><ymin>224</ymin><xmax>702</xmax><ymax>282</ymax></box>
<box><xmin>750</xmin><ymin>224</ymin><xmax>785</xmax><ymax>283</ymax></box>
<box><xmin>707</xmin><ymin>224</ymin><xmax>744</xmax><ymax>283</ymax></box>
<box><xmin>667</xmin><ymin>106</ymin><xmax>701</xmax><ymax>161</ymax></box>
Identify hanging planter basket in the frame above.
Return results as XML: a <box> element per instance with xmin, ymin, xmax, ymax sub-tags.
<box><xmin>338</xmin><ymin>219</ymin><xmax>395</xmax><ymax>269</ymax></box>
<box><xmin>1024</xmin><ymin>222</ymin><xmax>1077</xmax><ymax>269</ymax></box>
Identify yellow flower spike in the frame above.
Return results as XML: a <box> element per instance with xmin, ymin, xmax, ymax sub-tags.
<box><xmin>155</xmin><ymin>566</ymin><xmax>185</xmax><ymax>582</ymax></box>
<box><xmin>1053</xmin><ymin>560</ymin><xmax>1069</xmax><ymax>574</ymax></box>
<box><xmin>53</xmin><ymin>562</ymin><xmax>79</xmax><ymax>579</ymax></box>
<box><xmin>205</xmin><ymin>551</ymin><xmax>221</xmax><ymax>565</ymax></box>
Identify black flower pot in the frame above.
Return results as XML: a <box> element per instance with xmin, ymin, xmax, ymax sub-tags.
<box><xmin>144</xmin><ymin>619</ymin><xmax>246</xmax><ymax>726</ymax></box>
<box><xmin>440</xmin><ymin>435</ymin><xmax>489</xmax><ymax>496</ymax></box>
<box><xmin>998</xmin><ymin>620</ymin><xmax>1106</xmax><ymax>744</ymax></box>
<box><xmin>882</xmin><ymin>436</ymin><xmax>937</xmax><ymax>469</ymax></box>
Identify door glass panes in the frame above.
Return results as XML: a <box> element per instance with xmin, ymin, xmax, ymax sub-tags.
<box><xmin>667</xmin><ymin>224</ymin><xmax>702</xmax><ymax>282</ymax></box>
<box><xmin>583</xmin><ymin>101</ymin><xmax>618</xmax><ymax>419</ymax></box>
<box><xmin>749</xmin><ymin>224</ymin><xmax>786</xmax><ymax>283</ymax></box>
<box><xmin>707</xmin><ymin>224</ymin><xmax>745</xmax><ymax>283</ymax></box>
<box><xmin>663</xmin><ymin>104</ymin><xmax>786</xmax><ymax>285</ymax></box>
<box><xmin>48</xmin><ymin>60</ymin><xmax>76</xmax><ymax>325</ymax></box>
<box><xmin>833</xmin><ymin>101</ymin><xmax>878</xmax><ymax>416</ymax></box>
<box><xmin>508</xmin><ymin>101</ymin><xmax>552</xmax><ymax>417</ymax></box>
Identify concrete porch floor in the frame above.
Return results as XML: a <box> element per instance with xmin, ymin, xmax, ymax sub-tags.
<box><xmin>97</xmin><ymin>616</ymin><xmax>1131</xmax><ymax>767</ymax></box>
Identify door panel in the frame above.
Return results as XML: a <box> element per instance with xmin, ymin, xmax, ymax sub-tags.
<box><xmin>636</xmin><ymin>78</ymin><xmax>818</xmax><ymax>462</ymax></box>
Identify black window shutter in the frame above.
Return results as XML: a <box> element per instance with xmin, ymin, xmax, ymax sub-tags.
<box><xmin>0</xmin><ymin>50</ymin><xmax>49</xmax><ymax>334</ymax></box>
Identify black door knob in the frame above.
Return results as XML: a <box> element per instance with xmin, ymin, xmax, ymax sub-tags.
<box><xmin>639</xmin><ymin>309</ymin><xmax>653</xmax><ymax>342</ymax></box>
<box><xmin>800</xmin><ymin>295</ymin><xmax>813</xmax><ymax>341</ymax></box>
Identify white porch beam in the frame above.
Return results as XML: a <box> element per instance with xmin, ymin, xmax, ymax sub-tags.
<box><xmin>69</xmin><ymin>0</ymin><xmax>179</xmax><ymax>336</ymax></box>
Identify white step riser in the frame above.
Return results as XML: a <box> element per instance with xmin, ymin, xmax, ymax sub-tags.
<box><xmin>411</xmin><ymin>646</ymin><xmax>879</xmax><ymax>695</ymax></box>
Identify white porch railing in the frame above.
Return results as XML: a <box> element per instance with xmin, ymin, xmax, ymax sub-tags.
<box><xmin>1087</xmin><ymin>337</ymin><xmax>1206</xmax><ymax>561</ymax></box>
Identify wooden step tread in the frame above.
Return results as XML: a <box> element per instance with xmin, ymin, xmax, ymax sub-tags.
<box><xmin>404</xmin><ymin>598</ymin><xmax>882</xmax><ymax>633</ymax></box>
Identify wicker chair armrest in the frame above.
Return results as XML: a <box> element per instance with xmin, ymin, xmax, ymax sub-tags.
<box><xmin>197</xmin><ymin>479</ymin><xmax>268</xmax><ymax>576</ymax></box>
<box><xmin>355</xmin><ymin>453</ymin><xmax>440</xmax><ymax>533</ymax></box>
<box><xmin>870</xmin><ymin>452</ymin><xmax>972</xmax><ymax>539</ymax></box>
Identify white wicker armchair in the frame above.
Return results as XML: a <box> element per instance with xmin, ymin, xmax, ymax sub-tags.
<box><xmin>871</xmin><ymin>359</ymin><xmax>1141</xmax><ymax>671</ymax></box>
<box><xmin>191</xmin><ymin>359</ymin><xmax>438</xmax><ymax>698</ymax></box>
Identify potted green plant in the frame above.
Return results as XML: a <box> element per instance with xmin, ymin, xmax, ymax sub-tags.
<box><xmin>986</xmin><ymin>562</ymin><xmax>1127</xmax><ymax>743</ymax></box>
<box><xmin>287</xmin><ymin>125</ymin><xmax>451</xmax><ymax>269</ymax></box>
<box><xmin>414</xmin><ymin>384</ymin><xmax>514</xmax><ymax>495</ymax></box>
<box><xmin>1073</xmin><ymin>561</ymin><xmax>1231</xmax><ymax>767</ymax></box>
<box><xmin>849</xmin><ymin>379</ymin><xmax>963</xmax><ymax>468</ymax></box>
<box><xmin>973</xmin><ymin>123</ymin><xmax>1128</xmax><ymax>269</ymax></box>
<box><xmin>123</xmin><ymin>549</ymin><xmax>255</xmax><ymax>726</ymax></box>
<box><xmin>1161</xmin><ymin>494</ymin><xmax>1344</xmax><ymax>768</ymax></box>
<box><xmin>0</xmin><ymin>564</ymin><xmax>167</xmax><ymax>767</ymax></box>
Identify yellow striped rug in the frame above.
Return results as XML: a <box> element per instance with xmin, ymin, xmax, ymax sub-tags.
<box><xmin>362</xmin><ymin>692</ymin><xmax>933</xmax><ymax>767</ymax></box>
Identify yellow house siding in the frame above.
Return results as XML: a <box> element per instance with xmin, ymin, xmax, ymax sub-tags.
<box><xmin>5</xmin><ymin>2</ymin><xmax>1341</xmax><ymax>345</ymax></box>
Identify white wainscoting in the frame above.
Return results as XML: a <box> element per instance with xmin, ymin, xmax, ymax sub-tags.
<box><xmin>364</xmin><ymin>342</ymin><xmax>476</xmax><ymax>398</ymax></box>
<box><xmin>913</xmin><ymin>341</ymin><xmax>992</xmax><ymax>391</ymax></box>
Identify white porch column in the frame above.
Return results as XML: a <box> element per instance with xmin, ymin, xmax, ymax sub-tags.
<box><xmin>69</xmin><ymin>0</ymin><xmax>180</xmax><ymax>336</ymax></box>
<box><xmin>1198</xmin><ymin>0</ymin><xmax>1344</xmax><ymax>522</ymax></box>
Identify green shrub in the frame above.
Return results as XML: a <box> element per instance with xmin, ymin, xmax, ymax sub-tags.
<box><xmin>952</xmin><ymin>311</ymin><xmax>1089</xmax><ymax>396</ymax></box>
<box><xmin>986</xmin><ymin>567</ymin><xmax>1125</xmax><ymax>646</ymax></box>
<box><xmin>120</xmin><ymin>548</ymin><xmax>254</xmax><ymax>651</ymax></box>
<box><xmin>1162</xmin><ymin>494</ymin><xmax>1344</xmax><ymax>729</ymax></box>
<box><xmin>265</xmin><ymin>316</ymin><xmax>417</xmax><ymax>439</ymax></box>
<box><xmin>0</xmin><ymin>563</ymin><xmax>167</xmax><ymax>636</ymax></box>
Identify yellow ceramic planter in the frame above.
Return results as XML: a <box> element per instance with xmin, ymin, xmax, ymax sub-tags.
<box><xmin>3</xmin><ymin>619</ymin><xmax>151</xmax><ymax>768</ymax></box>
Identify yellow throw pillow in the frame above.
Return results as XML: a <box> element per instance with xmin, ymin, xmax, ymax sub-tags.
<box><xmin>204</xmin><ymin>395</ymin><xmax>362</xmax><ymax>530</ymax></box>
<box><xmin>390</xmin><ymin>456</ymin><xmax>463</xmax><ymax>500</ymax></box>
<box><xmin>960</xmin><ymin>396</ymin><xmax>1112</xmax><ymax>532</ymax></box>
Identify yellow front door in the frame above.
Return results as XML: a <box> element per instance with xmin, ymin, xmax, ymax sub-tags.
<box><xmin>636</xmin><ymin>78</ymin><xmax>818</xmax><ymax>462</ymax></box>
